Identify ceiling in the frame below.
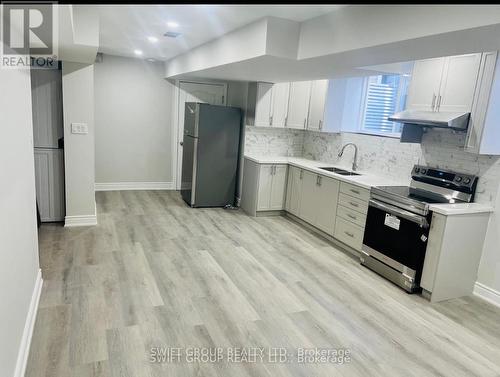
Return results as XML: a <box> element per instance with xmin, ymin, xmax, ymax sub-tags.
<box><xmin>94</xmin><ymin>4</ymin><xmax>341</xmax><ymax>61</ymax></box>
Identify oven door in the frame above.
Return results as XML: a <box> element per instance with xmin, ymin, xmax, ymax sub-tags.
<box><xmin>362</xmin><ymin>199</ymin><xmax>430</xmax><ymax>282</ymax></box>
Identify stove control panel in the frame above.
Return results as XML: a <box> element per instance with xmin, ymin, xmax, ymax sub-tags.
<box><xmin>412</xmin><ymin>165</ymin><xmax>477</xmax><ymax>191</ymax></box>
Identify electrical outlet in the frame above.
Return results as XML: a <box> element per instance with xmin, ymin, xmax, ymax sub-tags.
<box><xmin>71</xmin><ymin>123</ymin><xmax>88</xmax><ymax>134</ymax></box>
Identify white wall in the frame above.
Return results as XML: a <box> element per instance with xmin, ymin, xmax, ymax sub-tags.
<box><xmin>62</xmin><ymin>62</ymin><xmax>96</xmax><ymax>225</ymax></box>
<box><xmin>0</xmin><ymin>67</ymin><xmax>41</xmax><ymax>376</ymax></box>
<box><xmin>165</xmin><ymin>18</ymin><xmax>268</xmax><ymax>78</ymax></box>
<box><xmin>94</xmin><ymin>54</ymin><xmax>174</xmax><ymax>187</ymax></box>
<box><xmin>298</xmin><ymin>5</ymin><xmax>500</xmax><ymax>59</ymax></box>
<box><xmin>477</xmin><ymin>184</ymin><xmax>500</xmax><ymax>299</ymax></box>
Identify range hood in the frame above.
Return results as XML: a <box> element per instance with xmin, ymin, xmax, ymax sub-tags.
<box><xmin>388</xmin><ymin>110</ymin><xmax>470</xmax><ymax>131</ymax></box>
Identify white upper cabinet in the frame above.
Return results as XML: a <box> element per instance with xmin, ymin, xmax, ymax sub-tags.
<box><xmin>407</xmin><ymin>53</ymin><xmax>482</xmax><ymax>113</ymax></box>
<box><xmin>246</xmin><ymin>82</ymin><xmax>273</xmax><ymax>127</ymax></box>
<box><xmin>270</xmin><ymin>82</ymin><xmax>290</xmax><ymax>128</ymax></box>
<box><xmin>407</xmin><ymin>57</ymin><xmax>445</xmax><ymax>111</ymax></box>
<box><xmin>466</xmin><ymin>51</ymin><xmax>500</xmax><ymax>155</ymax></box>
<box><xmin>307</xmin><ymin>79</ymin><xmax>329</xmax><ymax>131</ymax></box>
<box><xmin>287</xmin><ymin>81</ymin><xmax>312</xmax><ymax>129</ymax></box>
<box><xmin>254</xmin><ymin>82</ymin><xmax>273</xmax><ymax>127</ymax></box>
<box><xmin>438</xmin><ymin>53</ymin><xmax>482</xmax><ymax>113</ymax></box>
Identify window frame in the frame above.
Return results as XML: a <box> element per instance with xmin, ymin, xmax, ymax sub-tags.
<box><xmin>357</xmin><ymin>74</ymin><xmax>409</xmax><ymax>138</ymax></box>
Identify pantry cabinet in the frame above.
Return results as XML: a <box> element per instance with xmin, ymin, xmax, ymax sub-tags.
<box><xmin>287</xmin><ymin>81</ymin><xmax>312</xmax><ymax>129</ymax></box>
<box><xmin>307</xmin><ymin>79</ymin><xmax>329</xmax><ymax>131</ymax></box>
<box><xmin>407</xmin><ymin>53</ymin><xmax>481</xmax><ymax>113</ymax></box>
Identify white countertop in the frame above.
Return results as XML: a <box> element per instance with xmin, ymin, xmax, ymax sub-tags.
<box><xmin>244</xmin><ymin>154</ymin><xmax>494</xmax><ymax>216</ymax></box>
<box><xmin>428</xmin><ymin>203</ymin><xmax>494</xmax><ymax>215</ymax></box>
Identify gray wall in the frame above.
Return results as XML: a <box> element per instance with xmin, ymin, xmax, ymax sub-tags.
<box><xmin>0</xmin><ymin>65</ymin><xmax>40</xmax><ymax>376</ymax></box>
<box><xmin>94</xmin><ymin>54</ymin><xmax>174</xmax><ymax>185</ymax></box>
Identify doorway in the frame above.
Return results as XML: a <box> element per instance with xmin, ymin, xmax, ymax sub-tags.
<box><xmin>175</xmin><ymin>81</ymin><xmax>227</xmax><ymax>190</ymax></box>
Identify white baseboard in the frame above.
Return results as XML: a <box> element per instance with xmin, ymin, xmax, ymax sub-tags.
<box><xmin>473</xmin><ymin>282</ymin><xmax>500</xmax><ymax>308</ymax></box>
<box><xmin>94</xmin><ymin>181</ymin><xmax>174</xmax><ymax>191</ymax></box>
<box><xmin>13</xmin><ymin>269</ymin><xmax>43</xmax><ymax>377</ymax></box>
<box><xmin>64</xmin><ymin>214</ymin><xmax>98</xmax><ymax>227</ymax></box>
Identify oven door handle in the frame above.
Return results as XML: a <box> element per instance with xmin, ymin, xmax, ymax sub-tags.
<box><xmin>369</xmin><ymin>199</ymin><xmax>429</xmax><ymax>228</ymax></box>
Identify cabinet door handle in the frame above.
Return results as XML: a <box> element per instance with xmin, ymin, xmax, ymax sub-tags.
<box><xmin>345</xmin><ymin>231</ymin><xmax>354</xmax><ymax>238</ymax></box>
<box><xmin>319</xmin><ymin>120</ymin><xmax>323</xmax><ymax>130</ymax></box>
<box><xmin>299</xmin><ymin>170</ymin><xmax>303</xmax><ymax>180</ymax></box>
<box><xmin>350</xmin><ymin>189</ymin><xmax>360</xmax><ymax>195</ymax></box>
<box><xmin>431</xmin><ymin>93</ymin><xmax>436</xmax><ymax>111</ymax></box>
<box><xmin>349</xmin><ymin>201</ymin><xmax>359</xmax><ymax>208</ymax></box>
<box><xmin>436</xmin><ymin>95</ymin><xmax>442</xmax><ymax>111</ymax></box>
<box><xmin>269</xmin><ymin>115</ymin><xmax>273</xmax><ymax>126</ymax></box>
<box><xmin>284</xmin><ymin>116</ymin><xmax>288</xmax><ymax>127</ymax></box>
<box><xmin>318</xmin><ymin>176</ymin><xmax>322</xmax><ymax>186</ymax></box>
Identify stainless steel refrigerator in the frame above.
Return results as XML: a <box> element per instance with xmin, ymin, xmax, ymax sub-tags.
<box><xmin>181</xmin><ymin>103</ymin><xmax>242</xmax><ymax>207</ymax></box>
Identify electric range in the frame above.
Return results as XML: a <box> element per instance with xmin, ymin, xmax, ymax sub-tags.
<box><xmin>361</xmin><ymin>165</ymin><xmax>478</xmax><ymax>292</ymax></box>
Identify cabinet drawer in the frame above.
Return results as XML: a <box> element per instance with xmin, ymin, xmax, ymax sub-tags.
<box><xmin>334</xmin><ymin>217</ymin><xmax>364</xmax><ymax>251</ymax></box>
<box><xmin>340</xmin><ymin>182</ymin><xmax>370</xmax><ymax>202</ymax></box>
<box><xmin>338</xmin><ymin>192</ymin><xmax>368</xmax><ymax>214</ymax></box>
<box><xmin>337</xmin><ymin>205</ymin><xmax>367</xmax><ymax>228</ymax></box>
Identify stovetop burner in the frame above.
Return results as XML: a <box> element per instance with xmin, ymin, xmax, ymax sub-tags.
<box><xmin>371</xmin><ymin>165</ymin><xmax>478</xmax><ymax>216</ymax></box>
<box><xmin>374</xmin><ymin>186</ymin><xmax>452</xmax><ymax>204</ymax></box>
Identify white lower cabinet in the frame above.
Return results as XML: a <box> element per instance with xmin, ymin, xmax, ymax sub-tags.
<box><xmin>334</xmin><ymin>182</ymin><xmax>369</xmax><ymax>252</ymax></box>
<box><xmin>269</xmin><ymin>165</ymin><xmax>288</xmax><ymax>210</ymax></box>
<box><xmin>298</xmin><ymin>170</ymin><xmax>339</xmax><ymax>235</ymax></box>
<box><xmin>243</xmin><ymin>160</ymin><xmax>369</xmax><ymax>250</ymax></box>
<box><xmin>241</xmin><ymin>158</ymin><xmax>288</xmax><ymax>216</ymax></box>
<box><xmin>285</xmin><ymin>166</ymin><xmax>303</xmax><ymax>216</ymax></box>
<box><xmin>334</xmin><ymin>217</ymin><xmax>364</xmax><ymax>251</ymax></box>
<box><xmin>257</xmin><ymin>164</ymin><xmax>288</xmax><ymax>211</ymax></box>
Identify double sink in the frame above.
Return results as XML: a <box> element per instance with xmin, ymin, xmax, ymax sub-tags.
<box><xmin>319</xmin><ymin>167</ymin><xmax>361</xmax><ymax>176</ymax></box>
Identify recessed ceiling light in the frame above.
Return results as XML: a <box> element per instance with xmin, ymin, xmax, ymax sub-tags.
<box><xmin>166</xmin><ymin>21</ymin><xmax>179</xmax><ymax>28</ymax></box>
<box><xmin>147</xmin><ymin>36</ymin><xmax>158</xmax><ymax>43</ymax></box>
<box><xmin>134</xmin><ymin>49</ymin><xmax>143</xmax><ymax>56</ymax></box>
<box><xmin>147</xmin><ymin>58</ymin><xmax>155</xmax><ymax>62</ymax></box>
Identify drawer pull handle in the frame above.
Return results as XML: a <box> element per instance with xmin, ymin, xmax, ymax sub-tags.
<box><xmin>347</xmin><ymin>214</ymin><xmax>357</xmax><ymax>220</ymax></box>
<box><xmin>349</xmin><ymin>202</ymin><xmax>359</xmax><ymax>207</ymax></box>
<box><xmin>351</xmin><ymin>189</ymin><xmax>360</xmax><ymax>195</ymax></box>
<box><xmin>345</xmin><ymin>231</ymin><xmax>354</xmax><ymax>238</ymax></box>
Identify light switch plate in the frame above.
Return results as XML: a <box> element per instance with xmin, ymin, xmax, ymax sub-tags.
<box><xmin>71</xmin><ymin>123</ymin><xmax>88</xmax><ymax>134</ymax></box>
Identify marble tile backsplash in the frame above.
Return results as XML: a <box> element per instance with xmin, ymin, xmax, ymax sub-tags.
<box><xmin>244</xmin><ymin>125</ymin><xmax>500</xmax><ymax>205</ymax></box>
<box><xmin>244</xmin><ymin>126</ymin><xmax>305</xmax><ymax>157</ymax></box>
<box><xmin>303</xmin><ymin>130</ymin><xmax>500</xmax><ymax>204</ymax></box>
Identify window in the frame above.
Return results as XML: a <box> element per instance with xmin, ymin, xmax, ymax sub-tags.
<box><xmin>359</xmin><ymin>74</ymin><xmax>410</xmax><ymax>137</ymax></box>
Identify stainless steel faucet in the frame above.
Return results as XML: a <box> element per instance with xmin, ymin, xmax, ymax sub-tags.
<box><xmin>338</xmin><ymin>143</ymin><xmax>359</xmax><ymax>171</ymax></box>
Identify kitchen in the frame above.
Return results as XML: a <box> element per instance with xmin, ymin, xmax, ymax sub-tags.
<box><xmin>3</xmin><ymin>4</ymin><xmax>500</xmax><ymax>377</ymax></box>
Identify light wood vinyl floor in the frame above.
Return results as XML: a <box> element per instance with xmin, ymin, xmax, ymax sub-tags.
<box><xmin>26</xmin><ymin>190</ymin><xmax>500</xmax><ymax>377</ymax></box>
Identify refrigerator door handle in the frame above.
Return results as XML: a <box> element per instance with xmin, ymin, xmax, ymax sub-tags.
<box><xmin>190</xmin><ymin>138</ymin><xmax>198</xmax><ymax>206</ymax></box>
